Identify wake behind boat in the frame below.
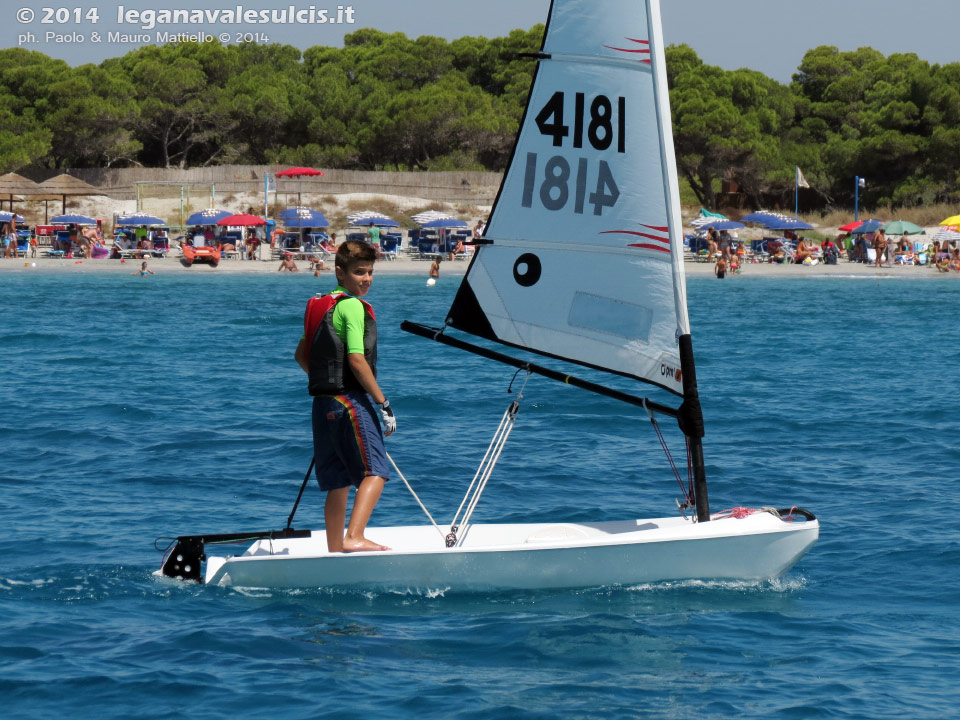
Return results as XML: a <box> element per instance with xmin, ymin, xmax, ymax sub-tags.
<box><xmin>159</xmin><ymin>0</ymin><xmax>817</xmax><ymax>591</ymax></box>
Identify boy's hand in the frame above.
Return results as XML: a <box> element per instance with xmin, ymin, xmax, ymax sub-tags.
<box><xmin>379</xmin><ymin>399</ymin><xmax>396</xmax><ymax>436</ymax></box>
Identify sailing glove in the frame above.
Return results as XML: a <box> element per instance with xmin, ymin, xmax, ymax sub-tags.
<box><xmin>379</xmin><ymin>399</ymin><xmax>396</xmax><ymax>436</ymax></box>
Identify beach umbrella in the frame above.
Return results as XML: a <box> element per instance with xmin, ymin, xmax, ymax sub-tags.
<box><xmin>838</xmin><ymin>221</ymin><xmax>863</xmax><ymax>233</ymax></box>
<box><xmin>933</xmin><ymin>227</ymin><xmax>960</xmax><ymax>243</ymax></box>
<box><xmin>701</xmin><ymin>220</ymin><xmax>745</xmax><ymax>231</ymax></box>
<box><xmin>279</xmin><ymin>207</ymin><xmax>329</xmax><ymax>226</ymax></box>
<box><xmin>849</xmin><ymin>219</ymin><xmax>885</xmax><ymax>234</ymax></box>
<box><xmin>346</xmin><ymin>210</ymin><xmax>399</xmax><ymax>227</ymax></box>
<box><xmin>116</xmin><ymin>212</ymin><xmax>166</xmax><ymax>226</ymax></box>
<box><xmin>883</xmin><ymin>220</ymin><xmax>925</xmax><ymax>236</ymax></box>
<box><xmin>185</xmin><ymin>208</ymin><xmax>235</xmax><ymax>226</ymax></box>
<box><xmin>420</xmin><ymin>218</ymin><xmax>467</xmax><ymax>228</ymax></box>
<box><xmin>739</xmin><ymin>211</ymin><xmax>785</xmax><ymax>224</ymax></box>
<box><xmin>275</xmin><ymin>167</ymin><xmax>324</xmax><ymax>205</ymax></box>
<box><xmin>0</xmin><ymin>211</ymin><xmax>25</xmax><ymax>223</ymax></box>
<box><xmin>51</xmin><ymin>213</ymin><xmax>97</xmax><ymax>225</ymax></box>
<box><xmin>0</xmin><ymin>173</ymin><xmax>43</xmax><ymax>216</ymax></box>
<box><xmin>411</xmin><ymin>210</ymin><xmax>457</xmax><ymax>225</ymax></box>
<box><xmin>216</xmin><ymin>213</ymin><xmax>267</xmax><ymax>227</ymax></box>
<box><xmin>37</xmin><ymin>174</ymin><xmax>102</xmax><ymax>215</ymax></box>
<box><xmin>939</xmin><ymin>214</ymin><xmax>960</xmax><ymax>226</ymax></box>
<box><xmin>283</xmin><ymin>216</ymin><xmax>331</xmax><ymax>228</ymax></box>
<box><xmin>350</xmin><ymin>216</ymin><xmax>400</xmax><ymax>228</ymax></box>
<box><xmin>762</xmin><ymin>216</ymin><xmax>814</xmax><ymax>231</ymax></box>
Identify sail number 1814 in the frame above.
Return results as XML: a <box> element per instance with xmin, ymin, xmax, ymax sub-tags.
<box><xmin>521</xmin><ymin>90</ymin><xmax>625</xmax><ymax>216</ymax></box>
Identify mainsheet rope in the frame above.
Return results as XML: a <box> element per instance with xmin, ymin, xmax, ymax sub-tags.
<box><xmin>386</xmin><ymin>452</ymin><xmax>446</xmax><ymax>539</ymax></box>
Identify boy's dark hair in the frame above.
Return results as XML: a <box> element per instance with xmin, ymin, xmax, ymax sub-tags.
<box><xmin>335</xmin><ymin>239</ymin><xmax>377</xmax><ymax>270</ymax></box>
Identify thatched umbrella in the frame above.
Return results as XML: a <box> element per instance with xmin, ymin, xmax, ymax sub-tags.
<box><xmin>0</xmin><ymin>173</ymin><xmax>42</xmax><ymax>214</ymax></box>
<box><xmin>36</xmin><ymin>174</ymin><xmax>103</xmax><ymax>217</ymax></box>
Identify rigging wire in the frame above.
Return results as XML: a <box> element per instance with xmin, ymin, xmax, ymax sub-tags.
<box><xmin>448</xmin><ymin>369</ymin><xmax>532</xmax><ymax>547</ymax></box>
<box><xmin>643</xmin><ymin>398</ymin><xmax>695</xmax><ymax>514</ymax></box>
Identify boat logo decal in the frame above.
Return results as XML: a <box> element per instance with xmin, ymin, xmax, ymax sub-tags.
<box><xmin>513</xmin><ymin>253</ymin><xmax>542</xmax><ymax>287</ymax></box>
<box><xmin>660</xmin><ymin>363</ymin><xmax>681</xmax><ymax>382</ymax></box>
<box><xmin>600</xmin><ymin>224</ymin><xmax>671</xmax><ymax>253</ymax></box>
<box><xmin>602</xmin><ymin>37</ymin><xmax>651</xmax><ymax>65</ymax></box>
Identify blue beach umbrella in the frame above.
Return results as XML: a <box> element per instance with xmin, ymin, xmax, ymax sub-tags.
<box><xmin>283</xmin><ymin>216</ymin><xmax>329</xmax><ymax>228</ymax></box>
<box><xmin>739</xmin><ymin>211</ymin><xmax>784</xmax><ymax>224</ymax></box>
<box><xmin>764</xmin><ymin>217</ymin><xmax>814</xmax><ymax>231</ymax></box>
<box><xmin>51</xmin><ymin>213</ymin><xmax>97</xmax><ymax>225</ymax></box>
<box><xmin>279</xmin><ymin>207</ymin><xmax>329</xmax><ymax>226</ymax></box>
<box><xmin>420</xmin><ymin>218</ymin><xmax>467</xmax><ymax>228</ymax></box>
<box><xmin>352</xmin><ymin>217</ymin><xmax>399</xmax><ymax>228</ymax></box>
<box><xmin>849</xmin><ymin>219</ymin><xmax>885</xmax><ymax>234</ymax></box>
<box><xmin>0</xmin><ymin>211</ymin><xmax>25</xmax><ymax>223</ymax></box>
<box><xmin>185</xmin><ymin>208</ymin><xmax>234</xmax><ymax>226</ymax></box>
<box><xmin>116</xmin><ymin>212</ymin><xmax>166</xmax><ymax>226</ymax></box>
<box><xmin>702</xmin><ymin>220</ymin><xmax>745</xmax><ymax>231</ymax></box>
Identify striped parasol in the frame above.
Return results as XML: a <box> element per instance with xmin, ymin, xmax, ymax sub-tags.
<box><xmin>933</xmin><ymin>227</ymin><xmax>960</xmax><ymax>243</ymax></box>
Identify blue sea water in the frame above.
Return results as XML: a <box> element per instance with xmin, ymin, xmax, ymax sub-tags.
<box><xmin>2</xmin><ymin>270</ymin><xmax>959</xmax><ymax>719</ymax></box>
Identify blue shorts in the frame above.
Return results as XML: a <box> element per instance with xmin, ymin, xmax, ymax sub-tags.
<box><xmin>312</xmin><ymin>392</ymin><xmax>390</xmax><ymax>491</ymax></box>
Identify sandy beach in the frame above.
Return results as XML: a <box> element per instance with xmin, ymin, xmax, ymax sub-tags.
<box><xmin>1</xmin><ymin>252</ymin><xmax>950</xmax><ymax>279</ymax></box>
<box><xmin>6</xmin><ymin>189</ymin><xmax>953</xmax><ymax>279</ymax></box>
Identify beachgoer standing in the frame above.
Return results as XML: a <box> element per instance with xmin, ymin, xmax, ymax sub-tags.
<box><xmin>294</xmin><ymin>239</ymin><xmax>395</xmax><ymax>553</ymax></box>
<box><xmin>427</xmin><ymin>256</ymin><xmax>441</xmax><ymax>286</ymax></box>
<box><xmin>367</xmin><ymin>224</ymin><xmax>381</xmax><ymax>249</ymax></box>
<box><xmin>132</xmin><ymin>261</ymin><xmax>154</xmax><ymax>276</ymax></box>
<box><xmin>714</xmin><ymin>257</ymin><xmax>726</xmax><ymax>279</ymax></box>
<box><xmin>873</xmin><ymin>228</ymin><xmax>888</xmax><ymax>267</ymax></box>
<box><xmin>2</xmin><ymin>223</ymin><xmax>16</xmax><ymax>258</ymax></box>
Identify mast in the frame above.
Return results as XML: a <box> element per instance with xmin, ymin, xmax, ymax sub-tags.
<box><xmin>645</xmin><ymin>0</ymin><xmax>709</xmax><ymax>521</ymax></box>
<box><xmin>677</xmin><ymin>334</ymin><xmax>709</xmax><ymax>521</ymax></box>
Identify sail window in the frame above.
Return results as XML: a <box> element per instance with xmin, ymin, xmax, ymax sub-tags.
<box><xmin>567</xmin><ymin>291</ymin><xmax>653</xmax><ymax>342</ymax></box>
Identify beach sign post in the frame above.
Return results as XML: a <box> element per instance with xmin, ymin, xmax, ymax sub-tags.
<box><xmin>855</xmin><ymin>176</ymin><xmax>866</xmax><ymax>221</ymax></box>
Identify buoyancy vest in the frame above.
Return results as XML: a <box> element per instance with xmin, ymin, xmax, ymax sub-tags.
<box><xmin>304</xmin><ymin>292</ymin><xmax>377</xmax><ymax>396</ymax></box>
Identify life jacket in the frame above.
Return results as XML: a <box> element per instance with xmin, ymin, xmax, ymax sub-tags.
<box><xmin>304</xmin><ymin>292</ymin><xmax>377</xmax><ymax>396</ymax></box>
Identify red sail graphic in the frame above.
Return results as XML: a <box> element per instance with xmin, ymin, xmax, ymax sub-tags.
<box><xmin>601</xmin><ymin>224</ymin><xmax>671</xmax><ymax>253</ymax></box>
<box><xmin>603</xmin><ymin>37</ymin><xmax>651</xmax><ymax>64</ymax></box>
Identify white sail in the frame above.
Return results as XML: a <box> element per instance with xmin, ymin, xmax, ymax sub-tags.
<box><xmin>447</xmin><ymin>0</ymin><xmax>689</xmax><ymax>395</ymax></box>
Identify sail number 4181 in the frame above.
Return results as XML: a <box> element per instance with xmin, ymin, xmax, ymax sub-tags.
<box><xmin>521</xmin><ymin>91</ymin><xmax>624</xmax><ymax>216</ymax></box>
<box><xmin>534</xmin><ymin>91</ymin><xmax>626</xmax><ymax>152</ymax></box>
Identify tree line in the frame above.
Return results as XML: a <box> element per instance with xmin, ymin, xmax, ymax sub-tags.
<box><xmin>1</xmin><ymin>28</ymin><xmax>958</xmax><ymax>210</ymax></box>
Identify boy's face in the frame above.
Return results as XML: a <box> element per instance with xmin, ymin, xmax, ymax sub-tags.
<box><xmin>336</xmin><ymin>261</ymin><xmax>374</xmax><ymax>296</ymax></box>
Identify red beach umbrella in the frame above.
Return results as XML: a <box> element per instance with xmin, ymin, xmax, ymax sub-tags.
<box><xmin>838</xmin><ymin>221</ymin><xmax>862</xmax><ymax>233</ymax></box>
<box><xmin>216</xmin><ymin>213</ymin><xmax>266</xmax><ymax>226</ymax></box>
<box><xmin>275</xmin><ymin>167</ymin><xmax>325</xmax><ymax>205</ymax></box>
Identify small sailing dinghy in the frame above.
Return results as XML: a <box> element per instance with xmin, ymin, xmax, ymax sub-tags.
<box><xmin>159</xmin><ymin>0</ymin><xmax>817</xmax><ymax>591</ymax></box>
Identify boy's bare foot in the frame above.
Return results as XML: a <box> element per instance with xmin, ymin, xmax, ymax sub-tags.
<box><xmin>341</xmin><ymin>538</ymin><xmax>390</xmax><ymax>552</ymax></box>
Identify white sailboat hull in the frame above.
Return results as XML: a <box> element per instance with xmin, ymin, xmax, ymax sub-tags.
<box><xmin>203</xmin><ymin>512</ymin><xmax>818</xmax><ymax>591</ymax></box>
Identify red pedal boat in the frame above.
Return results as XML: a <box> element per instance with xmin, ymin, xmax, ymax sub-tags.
<box><xmin>182</xmin><ymin>243</ymin><xmax>221</xmax><ymax>267</ymax></box>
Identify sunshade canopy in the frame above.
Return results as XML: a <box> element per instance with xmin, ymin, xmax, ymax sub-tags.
<box><xmin>117</xmin><ymin>212</ymin><xmax>166</xmax><ymax>226</ymax></box>
<box><xmin>849</xmin><ymin>219</ymin><xmax>885</xmax><ymax>234</ymax></box>
<box><xmin>51</xmin><ymin>213</ymin><xmax>97</xmax><ymax>225</ymax></box>
<box><xmin>883</xmin><ymin>220</ymin><xmax>925</xmax><ymax>235</ymax></box>
<box><xmin>216</xmin><ymin>213</ymin><xmax>266</xmax><ymax>226</ymax></box>
<box><xmin>185</xmin><ymin>209</ymin><xmax>235</xmax><ymax>226</ymax></box>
